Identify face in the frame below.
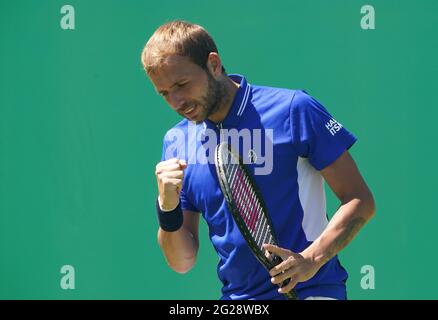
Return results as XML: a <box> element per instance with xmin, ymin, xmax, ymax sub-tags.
<box><xmin>148</xmin><ymin>55</ymin><xmax>226</xmax><ymax>123</ymax></box>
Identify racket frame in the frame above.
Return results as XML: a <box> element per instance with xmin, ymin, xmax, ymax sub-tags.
<box><xmin>214</xmin><ymin>142</ymin><xmax>298</xmax><ymax>300</ymax></box>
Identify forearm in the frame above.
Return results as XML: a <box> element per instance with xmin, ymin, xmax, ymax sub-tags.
<box><xmin>302</xmin><ymin>196</ymin><xmax>375</xmax><ymax>268</ymax></box>
<box><xmin>158</xmin><ymin>226</ymin><xmax>199</xmax><ymax>273</ymax></box>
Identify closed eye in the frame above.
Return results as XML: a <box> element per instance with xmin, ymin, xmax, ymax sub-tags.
<box><xmin>158</xmin><ymin>91</ymin><xmax>168</xmax><ymax>97</ymax></box>
<box><xmin>157</xmin><ymin>81</ymin><xmax>189</xmax><ymax>97</ymax></box>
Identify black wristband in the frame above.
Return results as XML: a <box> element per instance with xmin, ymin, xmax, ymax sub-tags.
<box><xmin>156</xmin><ymin>199</ymin><xmax>183</xmax><ymax>232</ymax></box>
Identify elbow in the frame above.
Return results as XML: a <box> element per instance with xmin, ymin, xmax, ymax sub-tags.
<box><xmin>169</xmin><ymin>259</ymin><xmax>196</xmax><ymax>274</ymax></box>
<box><xmin>171</xmin><ymin>266</ymin><xmax>192</xmax><ymax>274</ymax></box>
<box><xmin>156</xmin><ymin>229</ymin><xmax>199</xmax><ymax>274</ymax></box>
<box><xmin>361</xmin><ymin>190</ymin><xmax>376</xmax><ymax>221</ymax></box>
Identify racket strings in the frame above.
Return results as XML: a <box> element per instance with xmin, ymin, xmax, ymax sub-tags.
<box><xmin>228</xmin><ymin>161</ymin><xmax>258</xmax><ymax>229</ymax></box>
<box><xmin>223</xmin><ymin>150</ymin><xmax>274</xmax><ymax>250</ymax></box>
<box><xmin>217</xmin><ymin>144</ymin><xmax>297</xmax><ymax>300</ymax></box>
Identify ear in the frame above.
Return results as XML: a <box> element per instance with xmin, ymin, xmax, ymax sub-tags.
<box><xmin>206</xmin><ymin>52</ymin><xmax>223</xmax><ymax>77</ymax></box>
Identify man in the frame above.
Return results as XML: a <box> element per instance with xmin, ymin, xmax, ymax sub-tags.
<box><xmin>141</xmin><ymin>20</ymin><xmax>375</xmax><ymax>300</ymax></box>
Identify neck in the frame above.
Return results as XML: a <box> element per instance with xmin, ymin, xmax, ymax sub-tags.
<box><xmin>207</xmin><ymin>76</ymin><xmax>240</xmax><ymax>123</ymax></box>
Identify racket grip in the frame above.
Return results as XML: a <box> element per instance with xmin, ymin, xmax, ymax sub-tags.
<box><xmin>272</xmin><ymin>255</ymin><xmax>291</xmax><ymax>287</ymax></box>
<box><xmin>272</xmin><ymin>255</ymin><xmax>299</xmax><ymax>300</ymax></box>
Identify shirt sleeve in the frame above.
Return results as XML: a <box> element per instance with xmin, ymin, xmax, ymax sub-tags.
<box><xmin>160</xmin><ymin>132</ymin><xmax>199</xmax><ymax>213</ymax></box>
<box><xmin>289</xmin><ymin>90</ymin><xmax>357</xmax><ymax>170</ymax></box>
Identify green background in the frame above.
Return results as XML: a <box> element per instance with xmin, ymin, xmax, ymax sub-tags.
<box><xmin>1</xmin><ymin>0</ymin><xmax>437</xmax><ymax>299</ymax></box>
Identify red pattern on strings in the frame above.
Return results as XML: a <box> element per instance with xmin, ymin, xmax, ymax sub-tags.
<box><xmin>233</xmin><ymin>170</ymin><xmax>260</xmax><ymax>232</ymax></box>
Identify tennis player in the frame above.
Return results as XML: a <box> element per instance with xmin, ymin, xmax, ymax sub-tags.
<box><xmin>141</xmin><ymin>20</ymin><xmax>376</xmax><ymax>300</ymax></box>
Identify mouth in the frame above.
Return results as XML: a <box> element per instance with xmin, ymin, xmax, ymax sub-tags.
<box><xmin>183</xmin><ymin>104</ymin><xmax>198</xmax><ymax>117</ymax></box>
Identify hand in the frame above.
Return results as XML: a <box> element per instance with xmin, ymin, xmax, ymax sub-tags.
<box><xmin>155</xmin><ymin>158</ymin><xmax>187</xmax><ymax>211</ymax></box>
<box><xmin>262</xmin><ymin>243</ymin><xmax>322</xmax><ymax>294</ymax></box>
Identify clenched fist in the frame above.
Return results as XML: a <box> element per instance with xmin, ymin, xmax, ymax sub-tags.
<box><xmin>155</xmin><ymin>158</ymin><xmax>187</xmax><ymax>211</ymax></box>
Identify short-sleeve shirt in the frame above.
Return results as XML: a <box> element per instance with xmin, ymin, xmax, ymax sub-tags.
<box><xmin>160</xmin><ymin>74</ymin><xmax>357</xmax><ymax>300</ymax></box>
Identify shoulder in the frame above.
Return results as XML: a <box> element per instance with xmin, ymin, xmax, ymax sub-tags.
<box><xmin>250</xmin><ymin>84</ymin><xmax>303</xmax><ymax>116</ymax></box>
<box><xmin>289</xmin><ymin>89</ymin><xmax>318</xmax><ymax>114</ymax></box>
<box><xmin>163</xmin><ymin>119</ymin><xmax>196</xmax><ymax>142</ymax></box>
<box><xmin>161</xmin><ymin>119</ymin><xmax>205</xmax><ymax>154</ymax></box>
<box><xmin>164</xmin><ymin>118</ymin><xmax>188</xmax><ymax>136</ymax></box>
<box><xmin>251</xmin><ymin>84</ymin><xmax>297</xmax><ymax>104</ymax></box>
<box><xmin>250</xmin><ymin>84</ymin><xmax>316</xmax><ymax>111</ymax></box>
<box><xmin>289</xmin><ymin>89</ymin><xmax>332</xmax><ymax>118</ymax></box>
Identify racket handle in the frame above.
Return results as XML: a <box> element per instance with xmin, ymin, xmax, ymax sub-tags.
<box><xmin>284</xmin><ymin>291</ymin><xmax>299</xmax><ymax>300</ymax></box>
<box><xmin>272</xmin><ymin>255</ymin><xmax>299</xmax><ymax>300</ymax></box>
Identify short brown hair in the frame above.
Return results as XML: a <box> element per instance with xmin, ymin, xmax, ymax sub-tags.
<box><xmin>141</xmin><ymin>20</ymin><xmax>225</xmax><ymax>74</ymax></box>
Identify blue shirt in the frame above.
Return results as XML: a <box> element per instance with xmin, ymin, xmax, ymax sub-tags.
<box><xmin>160</xmin><ymin>74</ymin><xmax>357</xmax><ymax>300</ymax></box>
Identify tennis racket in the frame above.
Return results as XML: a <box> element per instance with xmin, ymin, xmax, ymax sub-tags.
<box><xmin>214</xmin><ymin>142</ymin><xmax>298</xmax><ymax>300</ymax></box>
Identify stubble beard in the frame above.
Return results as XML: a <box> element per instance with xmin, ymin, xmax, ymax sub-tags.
<box><xmin>193</xmin><ymin>72</ymin><xmax>227</xmax><ymax>124</ymax></box>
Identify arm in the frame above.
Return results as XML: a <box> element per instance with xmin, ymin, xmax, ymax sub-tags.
<box><xmin>265</xmin><ymin>150</ymin><xmax>376</xmax><ymax>292</ymax></box>
<box><xmin>155</xmin><ymin>158</ymin><xmax>200</xmax><ymax>274</ymax></box>
<box><xmin>157</xmin><ymin>209</ymin><xmax>200</xmax><ymax>274</ymax></box>
<box><xmin>302</xmin><ymin>150</ymin><xmax>376</xmax><ymax>268</ymax></box>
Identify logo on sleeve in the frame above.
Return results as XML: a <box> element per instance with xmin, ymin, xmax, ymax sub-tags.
<box><xmin>325</xmin><ymin>118</ymin><xmax>343</xmax><ymax>136</ymax></box>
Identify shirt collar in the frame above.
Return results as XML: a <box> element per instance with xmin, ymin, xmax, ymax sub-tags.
<box><xmin>203</xmin><ymin>74</ymin><xmax>251</xmax><ymax>129</ymax></box>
